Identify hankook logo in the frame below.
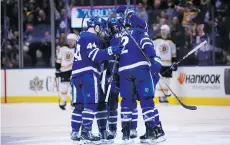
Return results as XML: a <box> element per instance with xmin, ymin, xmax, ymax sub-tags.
<box><xmin>177</xmin><ymin>73</ymin><xmax>220</xmax><ymax>85</ymax></box>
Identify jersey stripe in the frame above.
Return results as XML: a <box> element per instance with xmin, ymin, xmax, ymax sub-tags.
<box><xmin>72</xmin><ymin>66</ymin><xmax>100</xmax><ymax>75</ymax></box>
<box><xmin>118</xmin><ymin>61</ymin><xmax>150</xmax><ymax>72</ymax></box>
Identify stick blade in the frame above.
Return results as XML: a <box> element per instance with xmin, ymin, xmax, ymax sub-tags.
<box><xmin>181</xmin><ymin>104</ymin><xmax>197</xmax><ymax>110</ymax></box>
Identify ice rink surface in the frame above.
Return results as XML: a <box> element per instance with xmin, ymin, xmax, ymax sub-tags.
<box><xmin>1</xmin><ymin>103</ymin><xmax>230</xmax><ymax>145</ymax></box>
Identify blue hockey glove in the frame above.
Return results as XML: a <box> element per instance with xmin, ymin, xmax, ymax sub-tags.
<box><xmin>107</xmin><ymin>45</ymin><xmax>122</xmax><ymax>55</ymax></box>
<box><xmin>116</xmin><ymin>6</ymin><xmax>134</xmax><ymax>18</ymax></box>
<box><xmin>171</xmin><ymin>63</ymin><xmax>178</xmax><ymax>71</ymax></box>
<box><xmin>150</xmin><ymin>57</ymin><xmax>162</xmax><ymax>74</ymax></box>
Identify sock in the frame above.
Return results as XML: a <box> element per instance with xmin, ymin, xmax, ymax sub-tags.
<box><xmin>71</xmin><ymin>104</ymin><xmax>83</xmax><ymax>132</ymax></box>
<box><xmin>60</xmin><ymin>93</ymin><xmax>67</xmax><ymax>105</ymax></box>
<box><xmin>96</xmin><ymin>110</ymin><xmax>108</xmax><ymax>131</ymax></box>
<box><xmin>154</xmin><ymin>107</ymin><xmax>161</xmax><ymax>126</ymax></box>
<box><xmin>121</xmin><ymin>107</ymin><xmax>132</xmax><ymax>128</ymax></box>
<box><xmin>142</xmin><ymin>107</ymin><xmax>156</xmax><ymax>127</ymax></box>
<box><xmin>82</xmin><ymin>104</ymin><xmax>97</xmax><ymax>131</ymax></box>
<box><xmin>131</xmin><ymin>107</ymin><xmax>138</xmax><ymax>130</ymax></box>
<box><xmin>108</xmin><ymin>110</ymin><xmax>118</xmax><ymax>131</ymax></box>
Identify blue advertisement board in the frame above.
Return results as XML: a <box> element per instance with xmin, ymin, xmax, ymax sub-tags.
<box><xmin>71</xmin><ymin>5</ymin><xmax>135</xmax><ymax>28</ymax></box>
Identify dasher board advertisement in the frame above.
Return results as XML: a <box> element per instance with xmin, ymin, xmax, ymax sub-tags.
<box><xmin>172</xmin><ymin>66</ymin><xmax>230</xmax><ymax>97</ymax></box>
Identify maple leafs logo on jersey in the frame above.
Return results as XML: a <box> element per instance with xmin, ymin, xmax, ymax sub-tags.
<box><xmin>29</xmin><ymin>77</ymin><xmax>43</xmax><ymax>92</ymax></box>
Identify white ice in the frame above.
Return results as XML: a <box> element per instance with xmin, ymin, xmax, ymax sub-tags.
<box><xmin>1</xmin><ymin>103</ymin><xmax>230</xmax><ymax>145</ymax></box>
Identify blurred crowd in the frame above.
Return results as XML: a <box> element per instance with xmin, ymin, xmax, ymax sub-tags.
<box><xmin>135</xmin><ymin>0</ymin><xmax>230</xmax><ymax>65</ymax></box>
<box><xmin>1</xmin><ymin>0</ymin><xmax>230</xmax><ymax>68</ymax></box>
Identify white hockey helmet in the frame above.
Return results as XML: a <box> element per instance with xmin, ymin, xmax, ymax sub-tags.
<box><xmin>67</xmin><ymin>33</ymin><xmax>77</xmax><ymax>41</ymax></box>
<box><xmin>160</xmin><ymin>25</ymin><xmax>170</xmax><ymax>32</ymax></box>
<box><xmin>160</xmin><ymin>25</ymin><xmax>170</xmax><ymax>39</ymax></box>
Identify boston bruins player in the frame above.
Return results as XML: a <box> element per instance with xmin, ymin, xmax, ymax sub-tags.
<box><xmin>153</xmin><ymin>25</ymin><xmax>177</xmax><ymax>103</ymax></box>
<box><xmin>56</xmin><ymin>33</ymin><xmax>77</xmax><ymax>110</ymax></box>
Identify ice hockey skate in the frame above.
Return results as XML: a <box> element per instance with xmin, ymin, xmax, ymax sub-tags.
<box><xmin>59</xmin><ymin>101</ymin><xmax>66</xmax><ymax>110</ymax></box>
<box><xmin>140</xmin><ymin>123</ymin><xmax>158</xmax><ymax>145</ymax></box>
<box><xmin>99</xmin><ymin>129</ymin><xmax>115</xmax><ymax>144</ymax></box>
<box><xmin>129</xmin><ymin>129</ymin><xmax>137</xmax><ymax>139</ymax></box>
<box><xmin>71</xmin><ymin>131</ymin><xmax>80</xmax><ymax>144</ymax></box>
<box><xmin>79</xmin><ymin>127</ymin><xmax>101</xmax><ymax>145</ymax></box>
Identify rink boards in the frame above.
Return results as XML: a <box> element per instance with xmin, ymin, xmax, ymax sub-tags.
<box><xmin>1</xmin><ymin>66</ymin><xmax>230</xmax><ymax>105</ymax></box>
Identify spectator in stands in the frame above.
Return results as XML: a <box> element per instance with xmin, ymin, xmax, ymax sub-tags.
<box><xmin>171</xmin><ymin>16</ymin><xmax>188</xmax><ymax>65</ymax></box>
<box><xmin>166</xmin><ymin>0</ymin><xmax>178</xmax><ymax>24</ymax></box>
<box><xmin>136</xmin><ymin>0</ymin><xmax>149</xmax><ymax>22</ymax></box>
<box><xmin>56</xmin><ymin>33</ymin><xmax>66</xmax><ymax>54</ymax></box>
<box><xmin>176</xmin><ymin>0</ymin><xmax>200</xmax><ymax>39</ymax></box>
<box><xmin>56</xmin><ymin>8</ymin><xmax>71</xmax><ymax>38</ymax></box>
<box><xmin>152</xmin><ymin>16</ymin><xmax>168</xmax><ymax>39</ymax></box>
<box><xmin>192</xmin><ymin>24</ymin><xmax>213</xmax><ymax>65</ymax></box>
<box><xmin>4</xmin><ymin>40</ymin><xmax>19</xmax><ymax>68</ymax></box>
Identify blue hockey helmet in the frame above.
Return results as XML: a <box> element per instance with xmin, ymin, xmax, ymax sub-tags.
<box><xmin>107</xmin><ymin>17</ymin><xmax>124</xmax><ymax>34</ymax></box>
<box><xmin>87</xmin><ymin>16</ymin><xmax>107</xmax><ymax>29</ymax></box>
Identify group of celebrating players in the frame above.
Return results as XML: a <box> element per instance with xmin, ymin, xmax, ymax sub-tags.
<box><xmin>55</xmin><ymin>5</ymin><xmax>178</xmax><ymax>145</ymax></box>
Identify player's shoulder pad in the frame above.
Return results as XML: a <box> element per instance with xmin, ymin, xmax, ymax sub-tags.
<box><xmin>152</xmin><ymin>37</ymin><xmax>162</xmax><ymax>41</ymax></box>
<box><xmin>81</xmin><ymin>31</ymin><xmax>98</xmax><ymax>40</ymax></box>
<box><xmin>166</xmin><ymin>39</ymin><xmax>175</xmax><ymax>44</ymax></box>
<box><xmin>60</xmin><ymin>45</ymin><xmax>68</xmax><ymax>49</ymax></box>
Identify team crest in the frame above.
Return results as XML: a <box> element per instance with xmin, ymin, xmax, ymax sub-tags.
<box><xmin>65</xmin><ymin>52</ymin><xmax>73</xmax><ymax>61</ymax></box>
<box><xmin>159</xmin><ymin>44</ymin><xmax>169</xmax><ymax>53</ymax></box>
<box><xmin>145</xmin><ymin>88</ymin><xmax>149</xmax><ymax>92</ymax></box>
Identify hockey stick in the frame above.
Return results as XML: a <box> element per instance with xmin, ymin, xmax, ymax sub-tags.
<box><xmin>81</xmin><ymin>13</ymin><xmax>87</xmax><ymax>31</ymax></box>
<box><xmin>118</xmin><ymin>21</ymin><xmax>197</xmax><ymax>110</ymax></box>
<box><xmin>158</xmin><ymin>73</ymin><xmax>197</xmax><ymax>110</ymax></box>
<box><xmin>162</xmin><ymin>40</ymin><xmax>207</xmax><ymax>76</ymax></box>
<box><xmin>158</xmin><ymin>81</ymin><xmax>170</xmax><ymax>103</ymax></box>
<box><xmin>105</xmin><ymin>56</ymin><xmax>119</xmax><ymax>102</ymax></box>
<box><xmin>124</xmin><ymin>0</ymin><xmax>130</xmax><ymax>18</ymax></box>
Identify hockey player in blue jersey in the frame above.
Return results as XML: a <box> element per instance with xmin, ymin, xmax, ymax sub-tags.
<box><xmin>105</xmin><ymin>17</ymin><xmax>140</xmax><ymax>140</ymax></box>
<box><xmin>105</xmin><ymin>17</ymin><xmax>121</xmax><ymax>140</ymax></box>
<box><xmin>70</xmin><ymin>16</ymin><xmax>122</xmax><ymax>144</ymax></box>
<box><xmin>116</xmin><ymin>6</ymin><xmax>165</xmax><ymax>144</ymax></box>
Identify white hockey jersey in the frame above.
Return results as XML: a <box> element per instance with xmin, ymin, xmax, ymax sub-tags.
<box><xmin>152</xmin><ymin>38</ymin><xmax>176</xmax><ymax>66</ymax></box>
<box><xmin>57</xmin><ymin>46</ymin><xmax>74</xmax><ymax>72</ymax></box>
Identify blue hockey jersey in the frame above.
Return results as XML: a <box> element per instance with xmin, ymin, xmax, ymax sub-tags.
<box><xmin>71</xmin><ymin>31</ymin><xmax>114</xmax><ymax>77</ymax></box>
<box><xmin>118</xmin><ymin>29</ymin><xmax>156</xmax><ymax>73</ymax></box>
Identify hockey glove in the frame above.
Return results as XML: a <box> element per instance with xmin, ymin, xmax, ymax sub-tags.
<box><xmin>171</xmin><ymin>63</ymin><xmax>178</xmax><ymax>71</ymax></box>
<box><xmin>116</xmin><ymin>6</ymin><xmax>134</xmax><ymax>18</ymax></box>
<box><xmin>124</xmin><ymin>9</ymin><xmax>135</xmax><ymax>18</ymax></box>
<box><xmin>107</xmin><ymin>45</ymin><xmax>122</xmax><ymax>56</ymax></box>
<box><xmin>150</xmin><ymin>57</ymin><xmax>162</xmax><ymax>74</ymax></box>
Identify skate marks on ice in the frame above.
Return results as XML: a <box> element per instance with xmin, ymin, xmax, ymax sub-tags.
<box><xmin>1</xmin><ymin>103</ymin><xmax>230</xmax><ymax>145</ymax></box>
